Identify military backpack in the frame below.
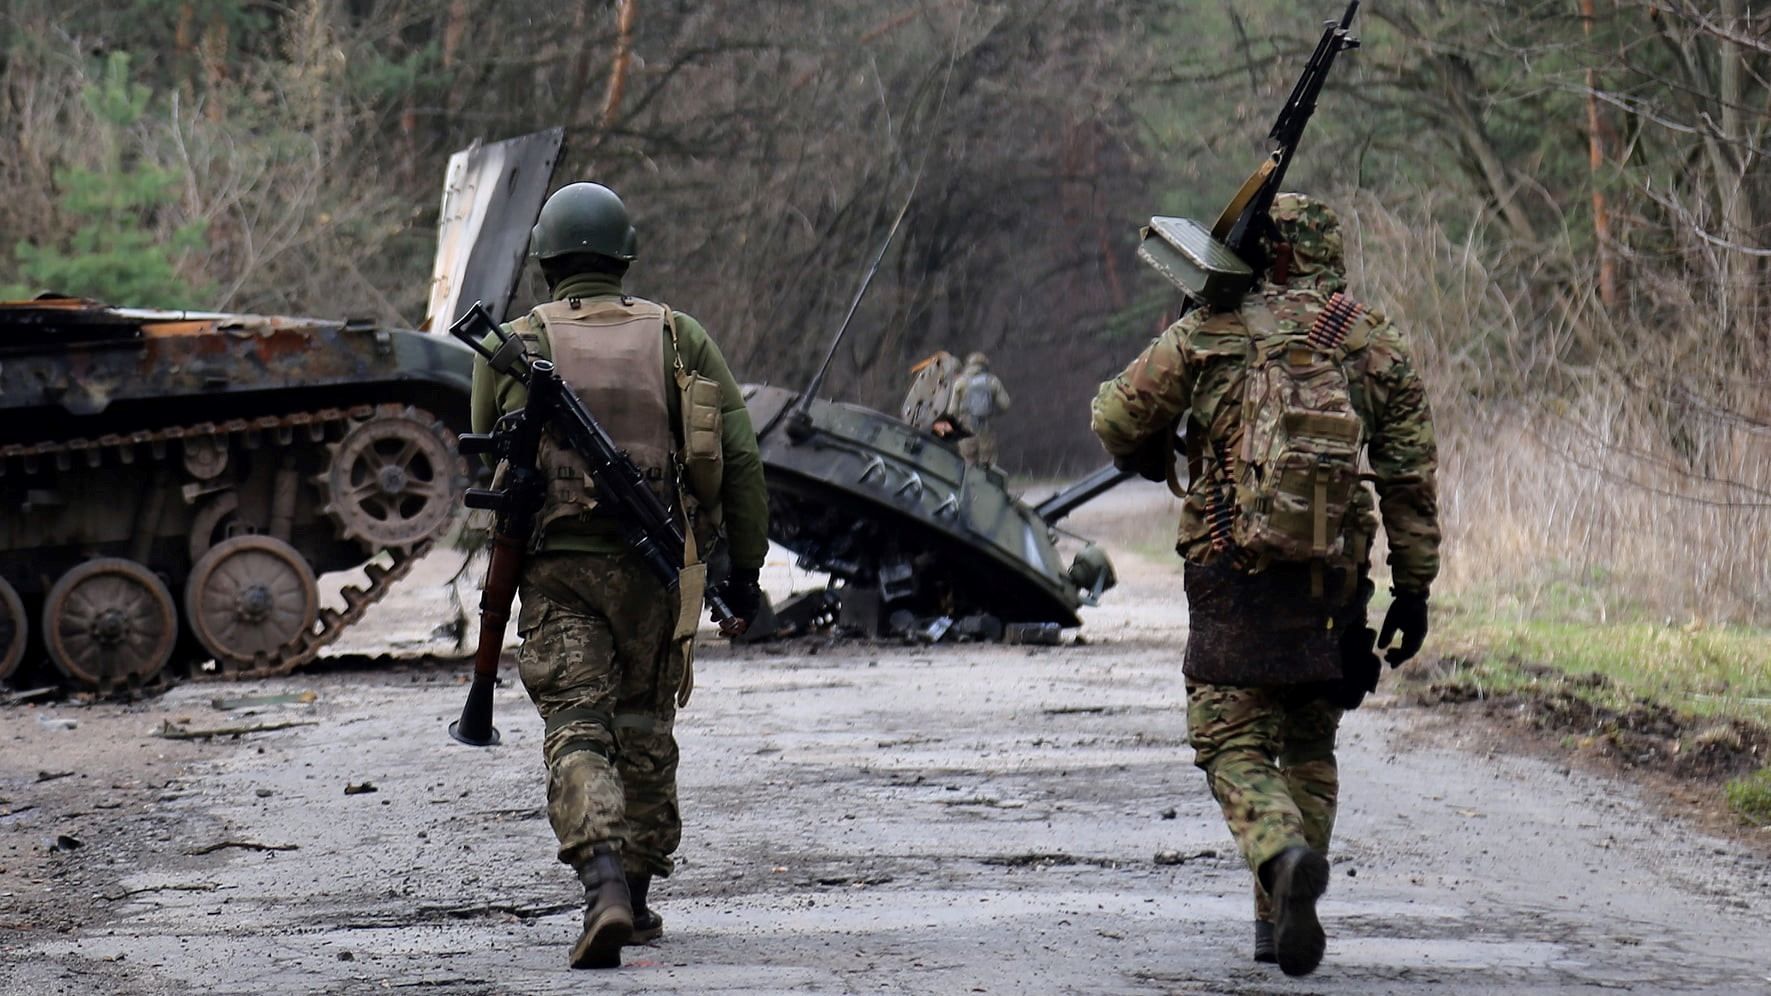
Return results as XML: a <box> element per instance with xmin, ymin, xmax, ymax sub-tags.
<box><xmin>1209</xmin><ymin>292</ymin><xmax>1373</xmax><ymax>573</ymax></box>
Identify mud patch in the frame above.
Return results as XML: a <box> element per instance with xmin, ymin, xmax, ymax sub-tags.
<box><xmin>1406</xmin><ymin>657</ymin><xmax>1771</xmax><ymax>842</ymax></box>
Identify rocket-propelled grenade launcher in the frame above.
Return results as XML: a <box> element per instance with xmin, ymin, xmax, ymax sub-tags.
<box><xmin>1137</xmin><ymin>1</ymin><xmax>1361</xmax><ymax>309</ymax></box>
<box><xmin>444</xmin><ymin>301</ymin><xmax>736</xmax><ymax>748</ymax></box>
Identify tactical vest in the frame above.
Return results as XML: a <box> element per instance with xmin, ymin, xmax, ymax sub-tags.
<box><xmin>523</xmin><ymin>296</ymin><xmax>725</xmax><ymax>648</ymax></box>
<box><xmin>528</xmin><ymin>297</ymin><xmax>674</xmax><ymax>536</ymax></box>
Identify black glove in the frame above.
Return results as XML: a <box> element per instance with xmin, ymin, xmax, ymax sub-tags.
<box><xmin>1113</xmin><ymin>434</ymin><xmax>1170</xmax><ymax>484</ymax></box>
<box><xmin>1377</xmin><ymin>588</ymin><xmax>1430</xmax><ymax>666</ymax></box>
<box><xmin>1328</xmin><ymin>622</ymin><xmax>1381</xmax><ymax>710</ymax></box>
<box><xmin>717</xmin><ymin>567</ymin><xmax>763</xmax><ymax>628</ymax></box>
<box><xmin>1326</xmin><ymin>576</ymin><xmax>1379</xmax><ymax>710</ymax></box>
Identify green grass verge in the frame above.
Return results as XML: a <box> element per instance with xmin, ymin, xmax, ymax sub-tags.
<box><xmin>1726</xmin><ymin>769</ymin><xmax>1771</xmax><ymax>827</ymax></box>
<box><xmin>1419</xmin><ymin>592</ymin><xmax>1771</xmax><ymax>825</ymax></box>
<box><xmin>1425</xmin><ymin>593</ymin><xmax>1771</xmax><ymax>727</ymax></box>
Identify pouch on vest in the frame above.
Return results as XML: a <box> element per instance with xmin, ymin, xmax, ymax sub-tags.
<box><xmin>1228</xmin><ymin>298</ymin><xmax>1368</xmax><ymax>570</ymax></box>
<box><xmin>665</xmin><ymin>307</ymin><xmax>725</xmax><ymax>545</ymax></box>
<box><xmin>528</xmin><ymin>298</ymin><xmax>674</xmax><ymax>540</ymax></box>
<box><xmin>671</xmin><ymin>521</ymin><xmax>706</xmax><ymax>707</ymax></box>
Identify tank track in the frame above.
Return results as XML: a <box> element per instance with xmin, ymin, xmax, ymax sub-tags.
<box><xmin>1</xmin><ymin>405</ymin><xmax>451</xmax><ymax>682</ymax></box>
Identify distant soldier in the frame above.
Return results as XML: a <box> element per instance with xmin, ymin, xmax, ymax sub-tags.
<box><xmin>1090</xmin><ymin>193</ymin><xmax>1439</xmax><ymax>977</ymax></box>
<box><xmin>469</xmin><ymin>182</ymin><xmax>768</xmax><ymax>968</ymax></box>
<box><xmin>948</xmin><ymin>351</ymin><xmax>1012</xmax><ymax>466</ymax></box>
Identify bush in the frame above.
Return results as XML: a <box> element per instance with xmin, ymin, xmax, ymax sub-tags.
<box><xmin>6</xmin><ymin>53</ymin><xmax>207</xmax><ymax>307</ymax></box>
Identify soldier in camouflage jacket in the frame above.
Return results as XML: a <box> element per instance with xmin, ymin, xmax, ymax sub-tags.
<box><xmin>1089</xmin><ymin>193</ymin><xmax>1440</xmax><ymax>977</ymax></box>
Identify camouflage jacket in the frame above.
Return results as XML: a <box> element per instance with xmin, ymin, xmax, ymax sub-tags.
<box><xmin>1090</xmin><ymin>285</ymin><xmax>1440</xmax><ymax>593</ymax></box>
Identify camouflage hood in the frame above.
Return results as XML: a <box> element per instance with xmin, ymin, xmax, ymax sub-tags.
<box><xmin>1268</xmin><ymin>192</ymin><xmax>1346</xmax><ymax>293</ymax></box>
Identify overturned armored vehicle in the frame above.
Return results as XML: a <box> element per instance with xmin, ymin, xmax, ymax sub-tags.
<box><xmin>741</xmin><ymin>384</ymin><xmax>1123</xmax><ymax>637</ymax></box>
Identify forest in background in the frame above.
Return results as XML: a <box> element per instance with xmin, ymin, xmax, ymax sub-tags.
<box><xmin>4</xmin><ymin>0</ymin><xmax>1771</xmax><ymax>622</ymax></box>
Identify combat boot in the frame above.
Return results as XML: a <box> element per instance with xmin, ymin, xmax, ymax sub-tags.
<box><xmin>625</xmin><ymin>872</ymin><xmax>664</xmax><ymax>944</ymax></box>
<box><xmin>571</xmin><ymin>846</ymin><xmax>633</xmax><ymax>969</ymax></box>
<box><xmin>1252</xmin><ymin>920</ymin><xmax>1276</xmax><ymax>963</ymax></box>
<box><xmin>1264</xmin><ymin>845</ymin><xmax>1329</xmax><ymax>977</ymax></box>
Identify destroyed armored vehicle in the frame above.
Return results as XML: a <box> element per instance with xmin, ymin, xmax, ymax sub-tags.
<box><xmin>0</xmin><ymin>298</ymin><xmax>475</xmax><ymax>690</ymax></box>
<box><xmin>0</xmin><ymin>130</ymin><xmax>564</xmax><ymax>692</ymax></box>
<box><xmin>735</xmin><ymin>187</ymin><xmax>1129</xmax><ymax>640</ymax></box>
<box><xmin>742</xmin><ymin>384</ymin><xmax>1123</xmax><ymax>637</ymax></box>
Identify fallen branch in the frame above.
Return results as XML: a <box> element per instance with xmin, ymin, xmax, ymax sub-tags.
<box><xmin>186</xmin><ymin>840</ymin><xmax>300</xmax><ymax>855</ymax></box>
<box><xmin>103</xmin><ymin>882</ymin><xmax>219</xmax><ymax>901</ymax></box>
<box><xmin>154</xmin><ymin>720</ymin><xmax>318</xmax><ymax>740</ymax></box>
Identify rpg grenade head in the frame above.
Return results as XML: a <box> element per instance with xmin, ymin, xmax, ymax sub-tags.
<box><xmin>531</xmin><ymin>182</ymin><xmax>638</xmax><ymax>263</ymax></box>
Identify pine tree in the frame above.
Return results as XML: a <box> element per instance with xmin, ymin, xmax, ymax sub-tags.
<box><xmin>8</xmin><ymin>53</ymin><xmax>209</xmax><ymax>308</ymax></box>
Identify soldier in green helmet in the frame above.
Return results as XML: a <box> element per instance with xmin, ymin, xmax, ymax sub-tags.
<box><xmin>1090</xmin><ymin>192</ymin><xmax>1439</xmax><ymax>977</ymax></box>
<box><xmin>470</xmin><ymin>181</ymin><xmax>769</xmax><ymax>969</ymax></box>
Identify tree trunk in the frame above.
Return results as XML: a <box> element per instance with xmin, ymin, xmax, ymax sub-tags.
<box><xmin>1580</xmin><ymin>0</ymin><xmax>1618</xmax><ymax>310</ymax></box>
<box><xmin>601</xmin><ymin>0</ymin><xmax>638</xmax><ymax>130</ymax></box>
<box><xmin>1714</xmin><ymin>0</ymin><xmax>1756</xmax><ymax>344</ymax></box>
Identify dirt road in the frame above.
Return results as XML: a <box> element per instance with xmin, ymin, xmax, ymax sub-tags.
<box><xmin>3</xmin><ymin>537</ymin><xmax>1770</xmax><ymax>994</ymax></box>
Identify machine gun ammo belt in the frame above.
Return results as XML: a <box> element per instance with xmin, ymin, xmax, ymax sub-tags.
<box><xmin>1306</xmin><ymin>292</ymin><xmax>1366</xmax><ymax>351</ymax></box>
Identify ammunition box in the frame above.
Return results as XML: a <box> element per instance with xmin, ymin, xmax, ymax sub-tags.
<box><xmin>1137</xmin><ymin>217</ymin><xmax>1254</xmax><ymax>309</ymax></box>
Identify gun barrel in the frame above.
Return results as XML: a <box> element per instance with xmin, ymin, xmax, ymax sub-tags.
<box><xmin>1034</xmin><ymin>464</ymin><xmax>1138</xmax><ymax>524</ymax></box>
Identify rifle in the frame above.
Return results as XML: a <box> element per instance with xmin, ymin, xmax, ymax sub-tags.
<box><xmin>1137</xmin><ymin>2</ymin><xmax>1361</xmax><ymax>309</ymax></box>
<box><xmin>444</xmin><ymin>301</ymin><xmax>738</xmax><ymax>748</ymax></box>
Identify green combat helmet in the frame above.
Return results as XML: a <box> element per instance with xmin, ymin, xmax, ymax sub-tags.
<box><xmin>531</xmin><ymin>182</ymin><xmax>638</xmax><ymax>262</ymax></box>
<box><xmin>1268</xmin><ymin>192</ymin><xmax>1345</xmax><ymax>291</ymax></box>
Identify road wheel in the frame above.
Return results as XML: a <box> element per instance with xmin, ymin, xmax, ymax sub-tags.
<box><xmin>185</xmin><ymin>536</ymin><xmax>320</xmax><ymax>672</ymax></box>
<box><xmin>0</xmin><ymin>576</ymin><xmax>25</xmax><ymax>682</ymax></box>
<box><xmin>318</xmin><ymin>406</ymin><xmax>463</xmax><ymax>551</ymax></box>
<box><xmin>42</xmin><ymin>559</ymin><xmax>178</xmax><ymax>690</ymax></box>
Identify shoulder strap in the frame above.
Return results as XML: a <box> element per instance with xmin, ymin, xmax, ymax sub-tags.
<box><xmin>662</xmin><ymin>304</ymin><xmax>692</xmax><ymax>391</ymax></box>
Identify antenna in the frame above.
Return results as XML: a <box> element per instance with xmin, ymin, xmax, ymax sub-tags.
<box><xmin>792</xmin><ymin>173</ymin><xmax>922</xmax><ymax>421</ymax></box>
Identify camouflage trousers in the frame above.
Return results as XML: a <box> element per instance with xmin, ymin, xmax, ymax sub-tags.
<box><xmin>516</xmin><ymin>551</ymin><xmax>689</xmax><ymax>878</ymax></box>
<box><xmin>958</xmin><ymin>427</ymin><xmax>999</xmax><ymax>467</ymax></box>
<box><xmin>1187</xmin><ymin>681</ymin><xmax>1342</xmax><ymax>922</ymax></box>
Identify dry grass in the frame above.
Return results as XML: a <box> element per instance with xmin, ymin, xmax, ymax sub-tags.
<box><xmin>1348</xmin><ymin>193</ymin><xmax>1771</xmax><ymax>626</ymax></box>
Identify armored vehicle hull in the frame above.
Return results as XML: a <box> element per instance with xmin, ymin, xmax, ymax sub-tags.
<box><xmin>743</xmin><ymin>385</ymin><xmax>1114</xmax><ymax>632</ymax></box>
<box><xmin>0</xmin><ymin>298</ymin><xmax>474</xmax><ymax>691</ymax></box>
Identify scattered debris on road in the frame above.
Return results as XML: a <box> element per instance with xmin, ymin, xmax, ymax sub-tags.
<box><xmin>209</xmin><ymin>692</ymin><xmax>317</xmax><ymax>711</ymax></box>
<box><xmin>101</xmin><ymin>882</ymin><xmax>219</xmax><ymax>902</ymax></box>
<box><xmin>154</xmin><ymin>719</ymin><xmax>318</xmax><ymax>740</ymax></box>
<box><xmin>1154</xmin><ymin>848</ymin><xmax>1218</xmax><ymax>866</ymax></box>
<box><xmin>186</xmin><ymin>840</ymin><xmax>299</xmax><ymax>856</ymax></box>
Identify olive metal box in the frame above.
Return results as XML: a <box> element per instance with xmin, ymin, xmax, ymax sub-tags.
<box><xmin>1137</xmin><ymin>216</ymin><xmax>1254</xmax><ymax>310</ymax></box>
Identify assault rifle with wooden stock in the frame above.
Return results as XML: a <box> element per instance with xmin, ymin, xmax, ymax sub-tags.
<box><xmin>444</xmin><ymin>301</ymin><xmax>737</xmax><ymax>748</ymax></box>
<box><xmin>1137</xmin><ymin>1</ymin><xmax>1362</xmax><ymax>310</ymax></box>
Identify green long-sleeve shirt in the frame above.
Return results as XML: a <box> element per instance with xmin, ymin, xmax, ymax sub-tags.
<box><xmin>468</xmin><ymin>272</ymin><xmax>770</xmax><ymax>570</ymax></box>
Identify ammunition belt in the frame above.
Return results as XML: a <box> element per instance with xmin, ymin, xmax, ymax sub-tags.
<box><xmin>0</xmin><ymin>405</ymin><xmax>435</xmax><ymax>681</ymax></box>
<box><xmin>1205</xmin><ymin>437</ymin><xmax>1255</xmax><ymax>570</ymax></box>
<box><xmin>1306</xmin><ymin>292</ymin><xmax>1366</xmax><ymax>351</ymax></box>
